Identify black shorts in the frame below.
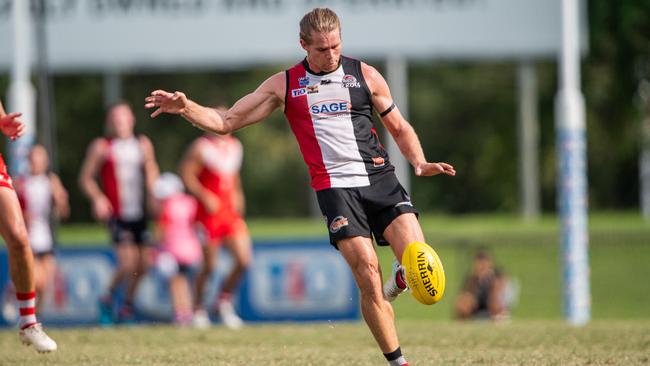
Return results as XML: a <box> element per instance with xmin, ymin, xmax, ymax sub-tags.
<box><xmin>108</xmin><ymin>218</ymin><xmax>151</xmax><ymax>246</ymax></box>
<box><xmin>316</xmin><ymin>172</ymin><xmax>418</xmax><ymax>249</ymax></box>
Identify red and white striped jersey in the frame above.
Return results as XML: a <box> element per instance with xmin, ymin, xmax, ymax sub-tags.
<box><xmin>284</xmin><ymin>56</ymin><xmax>393</xmax><ymax>191</ymax></box>
<box><xmin>17</xmin><ymin>174</ymin><xmax>53</xmax><ymax>253</ymax></box>
<box><xmin>196</xmin><ymin>135</ymin><xmax>243</xmax><ymax>217</ymax></box>
<box><xmin>100</xmin><ymin>136</ymin><xmax>145</xmax><ymax>221</ymax></box>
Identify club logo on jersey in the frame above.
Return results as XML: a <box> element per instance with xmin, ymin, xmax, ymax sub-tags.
<box><xmin>342</xmin><ymin>74</ymin><xmax>361</xmax><ymax>88</ymax></box>
<box><xmin>307</xmin><ymin>85</ymin><xmax>319</xmax><ymax>94</ymax></box>
<box><xmin>298</xmin><ymin>76</ymin><xmax>310</xmax><ymax>87</ymax></box>
<box><xmin>310</xmin><ymin>100</ymin><xmax>352</xmax><ymax>116</ymax></box>
<box><xmin>291</xmin><ymin>88</ymin><xmax>307</xmax><ymax>98</ymax></box>
<box><xmin>372</xmin><ymin>156</ymin><xmax>385</xmax><ymax>167</ymax></box>
<box><xmin>329</xmin><ymin>216</ymin><xmax>349</xmax><ymax>233</ymax></box>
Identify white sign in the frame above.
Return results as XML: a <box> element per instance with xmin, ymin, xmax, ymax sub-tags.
<box><xmin>0</xmin><ymin>0</ymin><xmax>586</xmax><ymax>72</ymax></box>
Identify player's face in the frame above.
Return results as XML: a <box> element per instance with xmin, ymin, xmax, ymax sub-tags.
<box><xmin>302</xmin><ymin>29</ymin><xmax>342</xmax><ymax>73</ymax></box>
<box><xmin>28</xmin><ymin>145</ymin><xmax>49</xmax><ymax>175</ymax></box>
<box><xmin>107</xmin><ymin>104</ymin><xmax>135</xmax><ymax>138</ymax></box>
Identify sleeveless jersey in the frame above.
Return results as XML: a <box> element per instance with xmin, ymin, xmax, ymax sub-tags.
<box><xmin>100</xmin><ymin>136</ymin><xmax>145</xmax><ymax>221</ymax></box>
<box><xmin>0</xmin><ymin>154</ymin><xmax>12</xmax><ymax>189</ymax></box>
<box><xmin>18</xmin><ymin>174</ymin><xmax>53</xmax><ymax>253</ymax></box>
<box><xmin>284</xmin><ymin>56</ymin><xmax>393</xmax><ymax>191</ymax></box>
<box><xmin>196</xmin><ymin>135</ymin><xmax>243</xmax><ymax>217</ymax></box>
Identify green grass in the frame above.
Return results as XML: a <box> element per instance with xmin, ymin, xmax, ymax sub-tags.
<box><xmin>4</xmin><ymin>212</ymin><xmax>650</xmax><ymax>320</ymax></box>
<box><xmin>1</xmin><ymin>320</ymin><xmax>649</xmax><ymax>365</ymax></box>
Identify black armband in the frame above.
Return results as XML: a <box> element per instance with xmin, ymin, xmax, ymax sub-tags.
<box><xmin>379</xmin><ymin>103</ymin><xmax>396</xmax><ymax>118</ymax></box>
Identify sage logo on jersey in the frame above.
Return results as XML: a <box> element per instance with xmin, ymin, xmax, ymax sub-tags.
<box><xmin>291</xmin><ymin>88</ymin><xmax>307</xmax><ymax>98</ymax></box>
<box><xmin>329</xmin><ymin>216</ymin><xmax>349</xmax><ymax>233</ymax></box>
<box><xmin>298</xmin><ymin>76</ymin><xmax>310</xmax><ymax>87</ymax></box>
<box><xmin>310</xmin><ymin>100</ymin><xmax>352</xmax><ymax>116</ymax></box>
<box><xmin>342</xmin><ymin>74</ymin><xmax>361</xmax><ymax>88</ymax></box>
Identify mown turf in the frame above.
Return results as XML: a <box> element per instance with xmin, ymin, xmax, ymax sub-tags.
<box><xmin>3</xmin><ymin>212</ymin><xmax>650</xmax><ymax>320</ymax></box>
<box><xmin>0</xmin><ymin>320</ymin><xmax>648</xmax><ymax>365</ymax></box>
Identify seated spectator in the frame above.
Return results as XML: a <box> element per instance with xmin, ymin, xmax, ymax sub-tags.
<box><xmin>455</xmin><ymin>247</ymin><xmax>510</xmax><ymax>321</ymax></box>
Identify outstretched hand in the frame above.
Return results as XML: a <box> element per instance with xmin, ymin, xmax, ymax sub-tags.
<box><xmin>0</xmin><ymin>112</ymin><xmax>25</xmax><ymax>140</ymax></box>
<box><xmin>144</xmin><ymin>90</ymin><xmax>188</xmax><ymax>118</ymax></box>
<box><xmin>415</xmin><ymin>162</ymin><xmax>456</xmax><ymax>177</ymax></box>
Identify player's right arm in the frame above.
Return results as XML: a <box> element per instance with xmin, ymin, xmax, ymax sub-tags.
<box><xmin>179</xmin><ymin>139</ymin><xmax>220</xmax><ymax>214</ymax></box>
<box><xmin>0</xmin><ymin>101</ymin><xmax>24</xmax><ymax>140</ymax></box>
<box><xmin>145</xmin><ymin>72</ymin><xmax>285</xmax><ymax>134</ymax></box>
<box><xmin>78</xmin><ymin>138</ymin><xmax>113</xmax><ymax>221</ymax></box>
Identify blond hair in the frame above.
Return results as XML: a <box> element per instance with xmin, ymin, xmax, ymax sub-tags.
<box><xmin>299</xmin><ymin>8</ymin><xmax>341</xmax><ymax>44</ymax></box>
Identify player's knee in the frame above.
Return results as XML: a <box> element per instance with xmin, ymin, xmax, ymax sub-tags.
<box><xmin>235</xmin><ymin>256</ymin><xmax>251</xmax><ymax>270</ymax></box>
<box><xmin>353</xmin><ymin>261</ymin><xmax>381</xmax><ymax>293</ymax></box>
<box><xmin>4</xmin><ymin>223</ymin><xmax>29</xmax><ymax>252</ymax></box>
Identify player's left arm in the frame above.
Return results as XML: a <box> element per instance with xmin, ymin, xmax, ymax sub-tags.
<box><xmin>361</xmin><ymin>63</ymin><xmax>455</xmax><ymax>177</ymax></box>
<box><xmin>233</xmin><ymin>174</ymin><xmax>246</xmax><ymax>216</ymax></box>
<box><xmin>139</xmin><ymin>135</ymin><xmax>161</xmax><ymax>214</ymax></box>
<box><xmin>139</xmin><ymin>135</ymin><xmax>160</xmax><ymax>193</ymax></box>
<box><xmin>49</xmin><ymin>173</ymin><xmax>70</xmax><ymax>220</ymax></box>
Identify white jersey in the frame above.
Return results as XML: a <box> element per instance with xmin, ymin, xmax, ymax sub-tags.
<box><xmin>20</xmin><ymin>174</ymin><xmax>54</xmax><ymax>254</ymax></box>
<box><xmin>101</xmin><ymin>136</ymin><xmax>145</xmax><ymax>221</ymax></box>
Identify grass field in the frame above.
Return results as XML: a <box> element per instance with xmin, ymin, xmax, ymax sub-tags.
<box><xmin>7</xmin><ymin>212</ymin><xmax>650</xmax><ymax>320</ymax></box>
<box><xmin>1</xmin><ymin>320</ymin><xmax>649</xmax><ymax>365</ymax></box>
<box><xmin>1</xmin><ymin>212</ymin><xmax>649</xmax><ymax>364</ymax></box>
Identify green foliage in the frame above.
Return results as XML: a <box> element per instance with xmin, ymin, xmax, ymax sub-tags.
<box><xmin>1</xmin><ymin>0</ymin><xmax>650</xmax><ymax>219</ymax></box>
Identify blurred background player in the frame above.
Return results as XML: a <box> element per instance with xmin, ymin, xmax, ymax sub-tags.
<box><xmin>180</xmin><ymin>131</ymin><xmax>252</xmax><ymax>329</ymax></box>
<box><xmin>79</xmin><ymin>102</ymin><xmax>160</xmax><ymax>323</ymax></box>
<box><xmin>15</xmin><ymin>144</ymin><xmax>70</xmax><ymax>313</ymax></box>
<box><xmin>0</xmin><ymin>101</ymin><xmax>57</xmax><ymax>352</ymax></box>
<box><xmin>152</xmin><ymin>173</ymin><xmax>202</xmax><ymax>327</ymax></box>
<box><xmin>455</xmin><ymin>247</ymin><xmax>510</xmax><ymax>321</ymax></box>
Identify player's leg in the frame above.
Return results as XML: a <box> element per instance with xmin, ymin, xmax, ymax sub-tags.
<box><xmin>218</xmin><ymin>224</ymin><xmax>251</xmax><ymax>329</ymax></box>
<box><xmin>193</xmin><ymin>242</ymin><xmax>217</xmax><ymax>328</ymax></box>
<box><xmin>121</xmin><ymin>219</ymin><xmax>152</xmax><ymax>321</ymax></box>
<box><xmin>382</xmin><ymin>213</ymin><xmax>425</xmax><ymax>261</ymax></box>
<box><xmin>33</xmin><ymin>254</ymin><xmax>56</xmax><ymax>313</ymax></box>
<box><xmin>123</xmin><ymin>245</ymin><xmax>152</xmax><ymax>308</ymax></box>
<box><xmin>170</xmin><ymin>272</ymin><xmax>193</xmax><ymax>326</ymax></box>
<box><xmin>0</xmin><ymin>187</ymin><xmax>56</xmax><ymax>352</ymax></box>
<box><xmin>111</xmin><ymin>242</ymin><xmax>139</xmax><ymax>322</ymax></box>
<box><xmin>338</xmin><ymin>236</ymin><xmax>406</xmax><ymax>361</ymax></box>
<box><xmin>220</xmin><ymin>227</ymin><xmax>251</xmax><ymax>296</ymax></box>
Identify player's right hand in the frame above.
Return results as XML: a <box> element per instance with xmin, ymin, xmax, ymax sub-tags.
<box><xmin>92</xmin><ymin>196</ymin><xmax>113</xmax><ymax>222</ymax></box>
<box><xmin>202</xmin><ymin>192</ymin><xmax>221</xmax><ymax>214</ymax></box>
<box><xmin>145</xmin><ymin>90</ymin><xmax>188</xmax><ymax>118</ymax></box>
<box><xmin>0</xmin><ymin>112</ymin><xmax>24</xmax><ymax>140</ymax></box>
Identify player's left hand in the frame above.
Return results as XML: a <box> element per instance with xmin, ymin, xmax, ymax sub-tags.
<box><xmin>0</xmin><ymin>112</ymin><xmax>25</xmax><ymax>140</ymax></box>
<box><xmin>415</xmin><ymin>162</ymin><xmax>456</xmax><ymax>177</ymax></box>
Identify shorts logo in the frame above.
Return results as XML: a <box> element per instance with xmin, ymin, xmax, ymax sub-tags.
<box><xmin>307</xmin><ymin>85</ymin><xmax>319</xmax><ymax>94</ymax></box>
<box><xmin>372</xmin><ymin>156</ymin><xmax>385</xmax><ymax>167</ymax></box>
<box><xmin>291</xmin><ymin>88</ymin><xmax>307</xmax><ymax>98</ymax></box>
<box><xmin>310</xmin><ymin>99</ymin><xmax>352</xmax><ymax>116</ymax></box>
<box><xmin>298</xmin><ymin>76</ymin><xmax>310</xmax><ymax>87</ymax></box>
<box><xmin>342</xmin><ymin>74</ymin><xmax>361</xmax><ymax>88</ymax></box>
<box><xmin>329</xmin><ymin>216</ymin><xmax>349</xmax><ymax>233</ymax></box>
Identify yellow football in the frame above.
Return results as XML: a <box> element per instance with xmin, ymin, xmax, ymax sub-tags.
<box><xmin>401</xmin><ymin>242</ymin><xmax>446</xmax><ymax>305</ymax></box>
